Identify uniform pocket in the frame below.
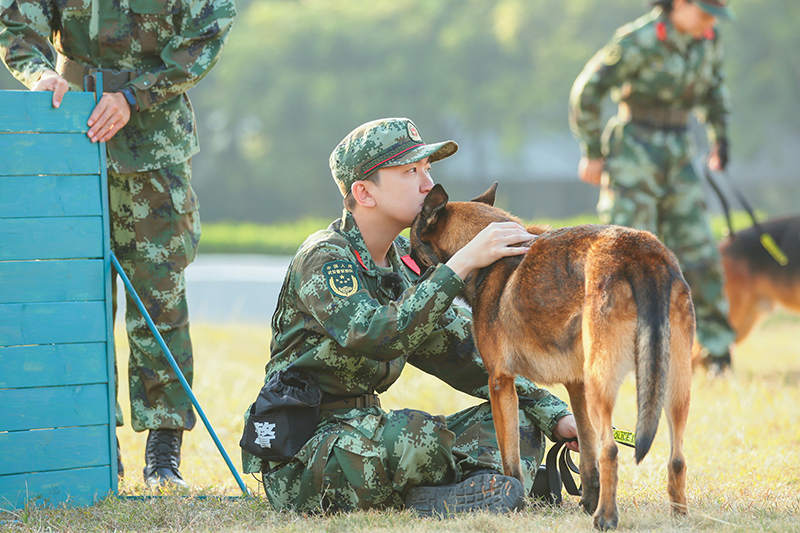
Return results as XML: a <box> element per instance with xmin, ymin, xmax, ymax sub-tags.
<box><xmin>169</xmin><ymin>182</ymin><xmax>198</xmax><ymax>215</ymax></box>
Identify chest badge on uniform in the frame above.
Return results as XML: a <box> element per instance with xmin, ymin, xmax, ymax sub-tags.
<box><xmin>602</xmin><ymin>43</ymin><xmax>623</xmax><ymax>66</ymax></box>
<box><xmin>323</xmin><ymin>261</ymin><xmax>360</xmax><ymax>298</ymax></box>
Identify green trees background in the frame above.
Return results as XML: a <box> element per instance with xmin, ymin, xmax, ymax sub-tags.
<box><xmin>3</xmin><ymin>0</ymin><xmax>798</xmax><ymax>223</ymax></box>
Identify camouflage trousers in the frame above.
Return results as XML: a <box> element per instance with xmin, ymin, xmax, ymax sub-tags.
<box><xmin>257</xmin><ymin>402</ymin><xmax>546</xmax><ymax>513</ymax></box>
<box><xmin>598</xmin><ymin>121</ymin><xmax>736</xmax><ymax>356</ymax></box>
<box><xmin>108</xmin><ymin>160</ymin><xmax>200</xmax><ymax>432</ymax></box>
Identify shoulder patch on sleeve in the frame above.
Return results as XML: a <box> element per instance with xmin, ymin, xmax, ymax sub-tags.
<box><xmin>602</xmin><ymin>43</ymin><xmax>623</xmax><ymax>66</ymax></box>
<box><xmin>322</xmin><ymin>261</ymin><xmax>360</xmax><ymax>298</ymax></box>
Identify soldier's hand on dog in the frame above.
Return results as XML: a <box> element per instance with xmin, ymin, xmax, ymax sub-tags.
<box><xmin>553</xmin><ymin>414</ymin><xmax>580</xmax><ymax>452</ymax></box>
<box><xmin>32</xmin><ymin>68</ymin><xmax>130</xmax><ymax>143</ymax></box>
<box><xmin>445</xmin><ymin>222</ymin><xmax>534</xmax><ymax>280</ymax></box>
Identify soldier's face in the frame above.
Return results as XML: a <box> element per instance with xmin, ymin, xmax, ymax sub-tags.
<box><xmin>672</xmin><ymin>0</ymin><xmax>717</xmax><ymax>38</ymax></box>
<box><xmin>372</xmin><ymin>158</ymin><xmax>435</xmax><ymax>229</ymax></box>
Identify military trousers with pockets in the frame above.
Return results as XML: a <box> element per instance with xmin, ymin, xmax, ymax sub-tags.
<box><xmin>108</xmin><ymin>160</ymin><xmax>200</xmax><ymax>432</ymax></box>
<box><xmin>260</xmin><ymin>402</ymin><xmax>547</xmax><ymax>513</ymax></box>
<box><xmin>598</xmin><ymin>120</ymin><xmax>736</xmax><ymax>357</ymax></box>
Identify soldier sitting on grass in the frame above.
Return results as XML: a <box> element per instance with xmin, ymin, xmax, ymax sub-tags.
<box><xmin>241</xmin><ymin>117</ymin><xmax>578</xmax><ymax>515</ymax></box>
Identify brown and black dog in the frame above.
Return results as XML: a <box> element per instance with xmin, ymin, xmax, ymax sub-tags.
<box><xmin>694</xmin><ymin>216</ymin><xmax>800</xmax><ymax>370</ymax></box>
<box><xmin>410</xmin><ymin>183</ymin><xmax>695</xmax><ymax>530</ymax></box>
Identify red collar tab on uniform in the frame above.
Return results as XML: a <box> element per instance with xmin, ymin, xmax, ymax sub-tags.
<box><xmin>353</xmin><ymin>250</ymin><xmax>367</xmax><ymax>270</ymax></box>
<box><xmin>656</xmin><ymin>21</ymin><xmax>668</xmax><ymax>41</ymax></box>
<box><xmin>704</xmin><ymin>27</ymin><xmax>715</xmax><ymax>40</ymax></box>
<box><xmin>400</xmin><ymin>255</ymin><xmax>421</xmax><ymax>275</ymax></box>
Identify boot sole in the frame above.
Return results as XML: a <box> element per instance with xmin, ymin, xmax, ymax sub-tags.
<box><xmin>405</xmin><ymin>473</ymin><xmax>525</xmax><ymax>516</ymax></box>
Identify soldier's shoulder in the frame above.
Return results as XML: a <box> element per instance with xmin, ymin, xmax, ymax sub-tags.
<box><xmin>614</xmin><ymin>10</ymin><xmax>660</xmax><ymax>49</ymax></box>
<box><xmin>293</xmin><ymin>229</ymin><xmax>354</xmax><ymax>270</ymax></box>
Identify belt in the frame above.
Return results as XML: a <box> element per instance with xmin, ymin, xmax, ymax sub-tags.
<box><xmin>56</xmin><ymin>55</ymin><xmax>144</xmax><ymax>92</ymax></box>
<box><xmin>618</xmin><ymin>101</ymin><xmax>689</xmax><ymax>129</ymax></box>
<box><xmin>319</xmin><ymin>392</ymin><xmax>381</xmax><ymax>412</ymax></box>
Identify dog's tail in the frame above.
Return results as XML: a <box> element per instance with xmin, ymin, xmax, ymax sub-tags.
<box><xmin>629</xmin><ymin>265</ymin><xmax>675</xmax><ymax>464</ymax></box>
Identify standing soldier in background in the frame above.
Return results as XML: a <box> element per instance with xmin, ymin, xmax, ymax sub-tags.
<box><xmin>569</xmin><ymin>0</ymin><xmax>736</xmax><ymax>376</ymax></box>
<box><xmin>0</xmin><ymin>0</ymin><xmax>236</xmax><ymax>486</ymax></box>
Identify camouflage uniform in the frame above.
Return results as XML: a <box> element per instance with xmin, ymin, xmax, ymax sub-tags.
<box><xmin>242</xmin><ymin>209</ymin><xmax>571</xmax><ymax>512</ymax></box>
<box><xmin>0</xmin><ymin>0</ymin><xmax>236</xmax><ymax>430</ymax></box>
<box><xmin>568</xmin><ymin>7</ymin><xmax>736</xmax><ymax>357</ymax></box>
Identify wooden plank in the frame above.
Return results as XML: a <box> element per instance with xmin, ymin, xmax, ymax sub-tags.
<box><xmin>0</xmin><ymin>301</ymin><xmax>107</xmax><ymax>346</ymax></box>
<box><xmin>0</xmin><ymin>133</ymin><xmax>100</xmax><ymax>176</ymax></box>
<box><xmin>0</xmin><ymin>90</ymin><xmax>94</xmax><ymax>133</ymax></box>
<box><xmin>0</xmin><ymin>217</ymin><xmax>104</xmax><ymax>260</ymax></box>
<box><xmin>0</xmin><ymin>175</ymin><xmax>102</xmax><ymax>218</ymax></box>
<box><xmin>0</xmin><ymin>426</ymin><xmax>110</xmax><ymax>477</ymax></box>
<box><xmin>0</xmin><ymin>467</ymin><xmax>112</xmax><ymax>509</ymax></box>
<box><xmin>0</xmin><ymin>259</ymin><xmax>105</xmax><ymax>304</ymax></box>
<box><xmin>0</xmin><ymin>384</ymin><xmax>110</xmax><ymax>433</ymax></box>
<box><xmin>0</xmin><ymin>343</ymin><xmax>108</xmax><ymax>389</ymax></box>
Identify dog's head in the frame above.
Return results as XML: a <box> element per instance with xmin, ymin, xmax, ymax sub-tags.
<box><xmin>409</xmin><ymin>181</ymin><xmax>518</xmax><ymax>270</ymax></box>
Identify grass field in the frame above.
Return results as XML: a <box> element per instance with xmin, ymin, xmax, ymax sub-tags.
<box><xmin>5</xmin><ymin>312</ymin><xmax>799</xmax><ymax>531</ymax></box>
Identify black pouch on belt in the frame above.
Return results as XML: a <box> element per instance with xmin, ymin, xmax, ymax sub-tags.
<box><xmin>239</xmin><ymin>368</ymin><xmax>321</xmax><ymax>462</ymax></box>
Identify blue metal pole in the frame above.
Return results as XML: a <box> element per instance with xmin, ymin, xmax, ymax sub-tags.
<box><xmin>110</xmin><ymin>251</ymin><xmax>250</xmax><ymax>496</ymax></box>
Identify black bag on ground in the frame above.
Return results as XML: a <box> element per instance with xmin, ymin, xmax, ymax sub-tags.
<box><xmin>240</xmin><ymin>368</ymin><xmax>321</xmax><ymax>462</ymax></box>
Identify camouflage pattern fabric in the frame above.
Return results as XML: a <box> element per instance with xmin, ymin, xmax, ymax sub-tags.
<box><xmin>109</xmin><ymin>162</ymin><xmax>199</xmax><ymax>431</ymax></box>
<box><xmin>242</xmin><ymin>210</ymin><xmax>571</xmax><ymax>510</ymax></box>
<box><xmin>569</xmin><ymin>8</ymin><xmax>736</xmax><ymax>357</ymax></box>
<box><xmin>259</xmin><ymin>402</ymin><xmax>552</xmax><ymax>513</ymax></box>
<box><xmin>0</xmin><ymin>0</ymin><xmax>236</xmax><ymax>173</ymax></box>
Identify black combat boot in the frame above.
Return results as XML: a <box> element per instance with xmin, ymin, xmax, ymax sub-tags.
<box><xmin>703</xmin><ymin>349</ymin><xmax>732</xmax><ymax>379</ymax></box>
<box><xmin>405</xmin><ymin>470</ymin><xmax>524</xmax><ymax>516</ymax></box>
<box><xmin>143</xmin><ymin>429</ymin><xmax>189</xmax><ymax>489</ymax></box>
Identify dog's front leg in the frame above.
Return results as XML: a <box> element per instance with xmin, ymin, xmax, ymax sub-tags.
<box><xmin>564</xmin><ymin>381</ymin><xmax>600</xmax><ymax>516</ymax></box>
<box><xmin>488</xmin><ymin>372</ymin><xmax>523</xmax><ymax>483</ymax></box>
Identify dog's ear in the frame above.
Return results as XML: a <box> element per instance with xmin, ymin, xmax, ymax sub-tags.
<box><xmin>471</xmin><ymin>182</ymin><xmax>498</xmax><ymax>206</ymax></box>
<box><xmin>418</xmin><ymin>183</ymin><xmax>449</xmax><ymax>236</ymax></box>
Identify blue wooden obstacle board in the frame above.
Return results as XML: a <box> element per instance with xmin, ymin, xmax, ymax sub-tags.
<box><xmin>0</xmin><ymin>87</ymin><xmax>118</xmax><ymax>508</ymax></box>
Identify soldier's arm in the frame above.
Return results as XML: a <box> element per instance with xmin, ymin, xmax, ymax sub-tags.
<box><xmin>408</xmin><ymin>310</ymin><xmax>572</xmax><ymax>439</ymax></box>
<box><xmin>695</xmin><ymin>35</ymin><xmax>730</xmax><ymax>151</ymax></box>
<box><xmin>126</xmin><ymin>0</ymin><xmax>236</xmax><ymax>113</ymax></box>
<box><xmin>295</xmin><ymin>241</ymin><xmax>466</xmax><ymax>363</ymax></box>
<box><xmin>569</xmin><ymin>33</ymin><xmax>641</xmax><ymax>160</ymax></box>
<box><xmin>0</xmin><ymin>0</ymin><xmax>57</xmax><ymax>88</ymax></box>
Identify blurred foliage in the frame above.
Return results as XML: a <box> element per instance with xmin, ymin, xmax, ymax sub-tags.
<box><xmin>2</xmin><ymin>0</ymin><xmax>798</xmax><ymax>223</ymax></box>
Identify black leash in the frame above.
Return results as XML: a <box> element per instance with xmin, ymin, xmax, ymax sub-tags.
<box><xmin>534</xmin><ymin>438</ymin><xmax>580</xmax><ymax>505</ymax></box>
<box><xmin>533</xmin><ymin>429</ymin><xmax>637</xmax><ymax>505</ymax></box>
<box><xmin>703</xmin><ymin>166</ymin><xmax>788</xmax><ymax>266</ymax></box>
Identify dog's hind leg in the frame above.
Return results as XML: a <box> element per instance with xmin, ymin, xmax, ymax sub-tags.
<box><xmin>583</xmin><ymin>293</ymin><xmax>636</xmax><ymax>530</ymax></box>
<box><xmin>666</xmin><ymin>286</ymin><xmax>693</xmax><ymax>516</ymax></box>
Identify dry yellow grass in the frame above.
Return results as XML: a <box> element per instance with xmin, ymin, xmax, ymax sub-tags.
<box><xmin>103</xmin><ymin>310</ymin><xmax>800</xmax><ymax>531</ymax></box>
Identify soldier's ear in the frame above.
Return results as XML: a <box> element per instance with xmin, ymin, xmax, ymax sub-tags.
<box><xmin>351</xmin><ymin>181</ymin><xmax>376</xmax><ymax>208</ymax></box>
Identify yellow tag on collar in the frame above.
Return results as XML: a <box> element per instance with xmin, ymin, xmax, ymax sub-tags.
<box><xmin>614</xmin><ymin>428</ymin><xmax>636</xmax><ymax>448</ymax></box>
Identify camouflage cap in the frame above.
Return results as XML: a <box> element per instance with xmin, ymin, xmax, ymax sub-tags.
<box><xmin>329</xmin><ymin>118</ymin><xmax>459</xmax><ymax>197</ymax></box>
<box><xmin>694</xmin><ymin>0</ymin><xmax>734</xmax><ymax>20</ymax></box>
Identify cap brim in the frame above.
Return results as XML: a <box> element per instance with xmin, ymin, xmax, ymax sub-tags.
<box><xmin>696</xmin><ymin>2</ymin><xmax>734</xmax><ymax>20</ymax></box>
<box><xmin>387</xmin><ymin>140</ymin><xmax>459</xmax><ymax>168</ymax></box>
